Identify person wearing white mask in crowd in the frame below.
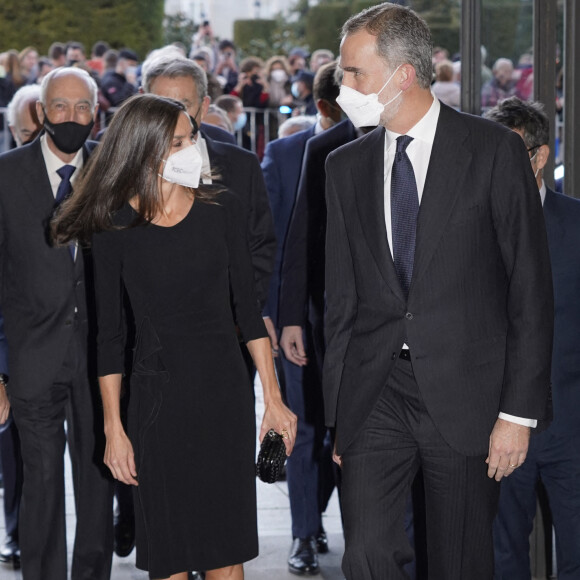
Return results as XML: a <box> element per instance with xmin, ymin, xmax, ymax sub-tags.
<box><xmin>265</xmin><ymin>56</ymin><xmax>293</xmax><ymax>110</ymax></box>
<box><xmin>52</xmin><ymin>93</ymin><xmax>297</xmax><ymax>580</ymax></box>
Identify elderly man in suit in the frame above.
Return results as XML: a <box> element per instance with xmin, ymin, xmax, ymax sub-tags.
<box><xmin>261</xmin><ymin>60</ymin><xmax>342</xmax><ymax>576</ymax></box>
<box><xmin>323</xmin><ymin>4</ymin><xmax>553</xmax><ymax>579</ymax></box>
<box><xmin>0</xmin><ymin>67</ymin><xmax>114</xmax><ymax>580</ymax></box>
<box><xmin>485</xmin><ymin>97</ymin><xmax>580</xmax><ymax>580</ymax></box>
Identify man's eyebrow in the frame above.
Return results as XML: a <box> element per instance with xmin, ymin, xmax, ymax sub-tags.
<box><xmin>341</xmin><ymin>66</ymin><xmax>363</xmax><ymax>73</ymax></box>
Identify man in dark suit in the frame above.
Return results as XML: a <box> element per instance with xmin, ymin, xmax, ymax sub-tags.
<box><xmin>0</xmin><ymin>84</ymin><xmax>44</xmax><ymax>569</ymax></box>
<box><xmin>323</xmin><ymin>4</ymin><xmax>553</xmax><ymax>579</ymax></box>
<box><xmin>261</xmin><ymin>61</ymin><xmax>342</xmax><ymax>576</ymax></box>
<box><xmin>485</xmin><ymin>97</ymin><xmax>580</xmax><ymax>580</ymax></box>
<box><xmin>0</xmin><ymin>67</ymin><xmax>114</xmax><ymax>580</ymax></box>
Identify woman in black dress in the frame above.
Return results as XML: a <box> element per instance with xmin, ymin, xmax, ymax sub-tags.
<box><xmin>53</xmin><ymin>94</ymin><xmax>297</xmax><ymax>580</ymax></box>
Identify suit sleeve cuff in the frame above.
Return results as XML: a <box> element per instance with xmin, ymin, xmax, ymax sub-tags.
<box><xmin>498</xmin><ymin>412</ymin><xmax>537</xmax><ymax>428</ymax></box>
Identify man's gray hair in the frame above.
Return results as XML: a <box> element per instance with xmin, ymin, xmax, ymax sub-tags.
<box><xmin>38</xmin><ymin>66</ymin><xmax>98</xmax><ymax>108</ymax></box>
<box><xmin>342</xmin><ymin>2</ymin><xmax>433</xmax><ymax>89</ymax></box>
<box><xmin>7</xmin><ymin>84</ymin><xmax>41</xmax><ymax>127</ymax></box>
<box><xmin>141</xmin><ymin>54</ymin><xmax>208</xmax><ymax>101</ymax></box>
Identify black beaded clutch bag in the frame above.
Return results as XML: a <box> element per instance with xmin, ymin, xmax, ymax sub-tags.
<box><xmin>256</xmin><ymin>429</ymin><xmax>287</xmax><ymax>483</ymax></box>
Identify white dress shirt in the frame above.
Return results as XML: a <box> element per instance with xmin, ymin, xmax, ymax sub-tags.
<box><xmin>40</xmin><ymin>134</ymin><xmax>84</xmax><ymax>197</ymax></box>
<box><xmin>41</xmin><ymin>134</ymin><xmax>84</xmax><ymax>261</ymax></box>
<box><xmin>382</xmin><ymin>97</ymin><xmax>536</xmax><ymax>428</ymax></box>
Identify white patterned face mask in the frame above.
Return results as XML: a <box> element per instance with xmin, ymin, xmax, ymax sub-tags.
<box><xmin>336</xmin><ymin>65</ymin><xmax>402</xmax><ymax>127</ymax></box>
<box><xmin>159</xmin><ymin>144</ymin><xmax>203</xmax><ymax>189</ymax></box>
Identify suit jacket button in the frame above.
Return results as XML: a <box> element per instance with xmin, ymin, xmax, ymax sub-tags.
<box><xmin>65</xmin><ymin>319</ymin><xmax>72</xmax><ymax>326</ymax></box>
<box><xmin>405</xmin><ymin>312</ymin><xmax>413</xmax><ymax>320</ymax></box>
<box><xmin>391</xmin><ymin>352</ymin><xmax>397</xmax><ymax>360</ymax></box>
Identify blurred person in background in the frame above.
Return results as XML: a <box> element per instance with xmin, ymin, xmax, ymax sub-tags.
<box><xmin>214</xmin><ymin>94</ymin><xmax>246</xmax><ymax>134</ymax></box>
<box><xmin>291</xmin><ymin>70</ymin><xmax>317</xmax><ymax>116</ymax></box>
<box><xmin>288</xmin><ymin>48</ymin><xmax>308</xmax><ymax>77</ymax></box>
<box><xmin>7</xmin><ymin>84</ymin><xmax>42</xmax><ymax>147</ymax></box>
<box><xmin>265</xmin><ymin>56</ymin><xmax>293</xmax><ymax>109</ymax></box>
<box><xmin>18</xmin><ymin>47</ymin><xmax>38</xmax><ymax>84</ymax></box>
<box><xmin>309</xmin><ymin>49</ymin><xmax>334</xmax><ymax>73</ymax></box>
<box><xmin>87</xmin><ymin>41</ymin><xmax>111</xmax><ymax>77</ymax></box>
<box><xmin>231</xmin><ymin>57</ymin><xmax>269</xmax><ymax>158</ymax></box>
<box><xmin>192</xmin><ymin>50</ymin><xmax>223</xmax><ymax>101</ymax></box>
<box><xmin>203</xmin><ymin>104</ymin><xmax>233</xmax><ymax>134</ymax></box>
<box><xmin>65</xmin><ymin>41</ymin><xmax>87</xmax><ymax>67</ymax></box>
<box><xmin>4</xmin><ymin>51</ymin><xmax>26</xmax><ymax>90</ymax></box>
<box><xmin>431</xmin><ymin>59</ymin><xmax>460</xmax><ymax>109</ymax></box>
<box><xmin>277</xmin><ymin>115</ymin><xmax>316</xmax><ymax>139</ymax></box>
<box><xmin>35</xmin><ymin>57</ymin><xmax>54</xmax><ymax>85</ymax></box>
<box><xmin>101</xmin><ymin>48</ymin><xmax>139</xmax><ymax>108</ymax></box>
<box><xmin>214</xmin><ymin>40</ymin><xmax>239</xmax><ymax>94</ymax></box>
<box><xmin>48</xmin><ymin>42</ymin><xmax>67</xmax><ymax>68</ymax></box>
<box><xmin>265</xmin><ymin>56</ymin><xmax>293</xmax><ymax>140</ymax></box>
<box><xmin>481</xmin><ymin>57</ymin><xmax>516</xmax><ymax>108</ymax></box>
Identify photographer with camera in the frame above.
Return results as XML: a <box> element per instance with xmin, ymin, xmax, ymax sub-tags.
<box><xmin>215</xmin><ymin>40</ymin><xmax>239</xmax><ymax>94</ymax></box>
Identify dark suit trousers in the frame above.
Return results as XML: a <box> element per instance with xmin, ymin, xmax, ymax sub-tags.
<box><xmin>341</xmin><ymin>358</ymin><xmax>499</xmax><ymax>580</ymax></box>
<box><xmin>493</xmin><ymin>430</ymin><xmax>580</xmax><ymax>580</ymax></box>
<box><xmin>282</xmin><ymin>323</ymin><xmax>333</xmax><ymax>539</ymax></box>
<box><xmin>0</xmin><ymin>413</ymin><xmax>23</xmax><ymax>539</ymax></box>
<box><xmin>10</xmin><ymin>327</ymin><xmax>114</xmax><ymax>580</ymax></box>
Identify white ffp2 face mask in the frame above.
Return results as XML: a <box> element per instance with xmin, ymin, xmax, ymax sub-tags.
<box><xmin>336</xmin><ymin>65</ymin><xmax>402</xmax><ymax>127</ymax></box>
<box><xmin>160</xmin><ymin>144</ymin><xmax>203</xmax><ymax>189</ymax></box>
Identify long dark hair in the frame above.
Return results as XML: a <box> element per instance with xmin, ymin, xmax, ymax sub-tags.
<box><xmin>52</xmin><ymin>93</ymin><xmax>213</xmax><ymax>245</ymax></box>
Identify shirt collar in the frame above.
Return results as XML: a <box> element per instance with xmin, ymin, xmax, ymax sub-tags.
<box><xmin>385</xmin><ymin>96</ymin><xmax>441</xmax><ymax>152</ymax></box>
<box><xmin>539</xmin><ymin>179</ymin><xmax>546</xmax><ymax>206</ymax></box>
<box><xmin>40</xmin><ymin>133</ymin><xmax>84</xmax><ymax>177</ymax></box>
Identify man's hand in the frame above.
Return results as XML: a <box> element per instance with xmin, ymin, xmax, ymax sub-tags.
<box><xmin>263</xmin><ymin>317</ymin><xmax>279</xmax><ymax>357</ymax></box>
<box><xmin>486</xmin><ymin>418</ymin><xmax>530</xmax><ymax>481</ymax></box>
<box><xmin>280</xmin><ymin>325</ymin><xmax>308</xmax><ymax>366</ymax></box>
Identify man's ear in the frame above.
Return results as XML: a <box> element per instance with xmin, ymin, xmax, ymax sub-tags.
<box><xmin>398</xmin><ymin>64</ymin><xmax>416</xmax><ymax>91</ymax></box>
<box><xmin>535</xmin><ymin>144</ymin><xmax>550</xmax><ymax>172</ymax></box>
<box><xmin>200</xmin><ymin>95</ymin><xmax>211</xmax><ymax>121</ymax></box>
<box><xmin>36</xmin><ymin>100</ymin><xmax>45</xmax><ymax>124</ymax></box>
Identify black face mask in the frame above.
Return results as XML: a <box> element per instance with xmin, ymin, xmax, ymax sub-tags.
<box><xmin>43</xmin><ymin>112</ymin><xmax>94</xmax><ymax>154</ymax></box>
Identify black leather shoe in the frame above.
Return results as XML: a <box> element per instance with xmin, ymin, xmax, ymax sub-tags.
<box><xmin>288</xmin><ymin>537</ymin><xmax>319</xmax><ymax>576</ymax></box>
<box><xmin>316</xmin><ymin>529</ymin><xmax>328</xmax><ymax>554</ymax></box>
<box><xmin>114</xmin><ymin>517</ymin><xmax>135</xmax><ymax>558</ymax></box>
<box><xmin>0</xmin><ymin>535</ymin><xmax>20</xmax><ymax>569</ymax></box>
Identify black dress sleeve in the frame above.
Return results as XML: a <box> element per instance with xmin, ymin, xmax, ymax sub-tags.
<box><xmin>222</xmin><ymin>192</ymin><xmax>268</xmax><ymax>343</ymax></box>
<box><xmin>91</xmin><ymin>228</ymin><xmax>126</xmax><ymax>376</ymax></box>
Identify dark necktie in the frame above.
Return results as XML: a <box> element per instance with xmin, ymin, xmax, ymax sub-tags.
<box><xmin>391</xmin><ymin>135</ymin><xmax>419</xmax><ymax>298</ymax></box>
<box><xmin>56</xmin><ymin>165</ymin><xmax>76</xmax><ymax>259</ymax></box>
<box><xmin>56</xmin><ymin>164</ymin><xmax>76</xmax><ymax>204</ymax></box>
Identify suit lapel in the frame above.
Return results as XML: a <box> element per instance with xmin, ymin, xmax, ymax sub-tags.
<box><xmin>354</xmin><ymin>127</ymin><xmax>406</xmax><ymax>303</ymax></box>
<box><xmin>411</xmin><ymin>105</ymin><xmax>472</xmax><ymax>290</ymax></box>
<box><xmin>21</xmin><ymin>139</ymin><xmax>56</xmax><ymax>215</ymax></box>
